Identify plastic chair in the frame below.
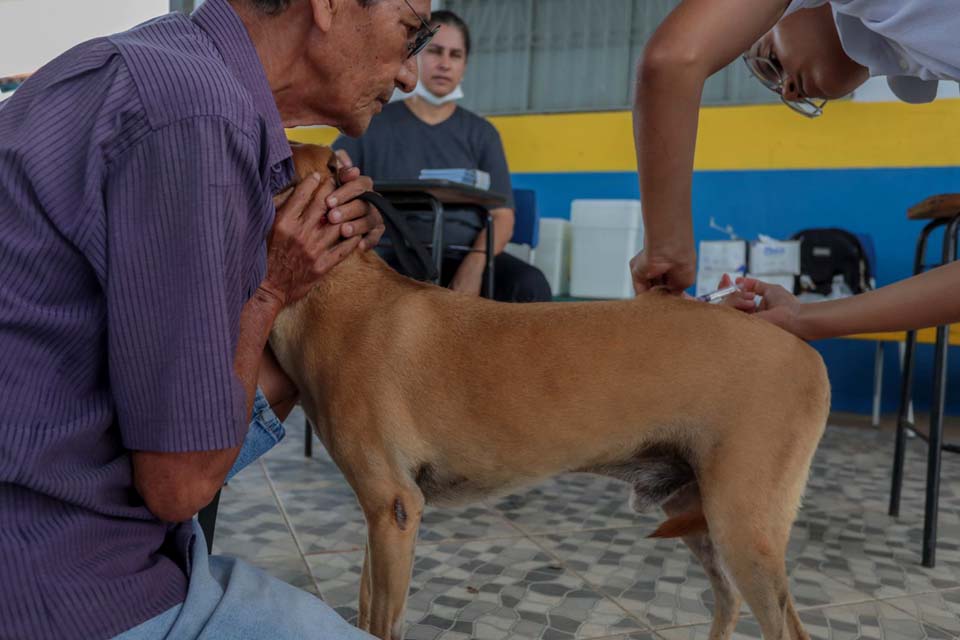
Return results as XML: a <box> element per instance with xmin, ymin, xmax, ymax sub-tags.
<box><xmin>511</xmin><ymin>188</ymin><xmax>541</xmax><ymax>263</ymax></box>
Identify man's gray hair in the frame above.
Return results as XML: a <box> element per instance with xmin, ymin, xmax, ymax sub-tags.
<box><xmin>249</xmin><ymin>0</ymin><xmax>379</xmax><ymax>15</ymax></box>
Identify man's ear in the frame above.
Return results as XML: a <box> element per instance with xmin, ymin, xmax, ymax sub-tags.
<box><xmin>308</xmin><ymin>0</ymin><xmax>335</xmax><ymax>33</ymax></box>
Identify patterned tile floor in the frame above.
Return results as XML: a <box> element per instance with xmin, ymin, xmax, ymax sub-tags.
<box><xmin>213</xmin><ymin>409</ymin><xmax>960</xmax><ymax>639</ymax></box>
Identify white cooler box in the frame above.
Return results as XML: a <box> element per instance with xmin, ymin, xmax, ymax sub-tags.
<box><xmin>504</xmin><ymin>219</ymin><xmax>572</xmax><ymax>296</ymax></box>
<box><xmin>570</xmin><ymin>200</ymin><xmax>643</xmax><ymax>299</ymax></box>
<box><xmin>534</xmin><ymin>218</ymin><xmax>572</xmax><ymax>296</ymax></box>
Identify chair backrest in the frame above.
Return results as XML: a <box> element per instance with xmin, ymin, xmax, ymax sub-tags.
<box><xmin>511</xmin><ymin>188</ymin><xmax>540</xmax><ymax>250</ymax></box>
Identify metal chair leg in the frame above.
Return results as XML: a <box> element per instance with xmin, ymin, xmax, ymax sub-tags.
<box><xmin>921</xmin><ymin>214</ymin><xmax>960</xmax><ymax>567</ymax></box>
<box><xmin>484</xmin><ymin>212</ymin><xmax>495</xmax><ymax>299</ymax></box>
<box><xmin>304</xmin><ymin>421</ymin><xmax>313</xmax><ymax>458</ymax></box>
<box><xmin>889</xmin><ymin>220</ymin><xmax>942</xmax><ymax>517</ymax></box>
<box><xmin>872</xmin><ymin>341</ymin><xmax>884</xmax><ymax>427</ymax></box>
<box><xmin>890</xmin><ymin>327</ymin><xmax>917</xmax><ymax>517</ymax></box>
<box><xmin>923</xmin><ymin>322</ymin><xmax>949</xmax><ymax>567</ymax></box>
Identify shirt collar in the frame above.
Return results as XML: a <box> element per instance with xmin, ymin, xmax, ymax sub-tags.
<box><xmin>192</xmin><ymin>0</ymin><xmax>292</xmax><ymax>176</ymax></box>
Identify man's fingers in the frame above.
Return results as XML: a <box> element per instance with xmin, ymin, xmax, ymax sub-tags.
<box><xmin>337</xmin><ymin>165</ymin><xmax>361</xmax><ymax>185</ymax></box>
<box><xmin>300</xmin><ymin>180</ymin><xmax>335</xmax><ymax>228</ymax></box>
<box><xmin>360</xmin><ymin>224</ymin><xmax>386</xmax><ymax>251</ymax></box>
<box><xmin>335</xmin><ymin>148</ymin><xmax>354</xmax><ymax>169</ymax></box>
<box><xmin>315</xmin><ymin>236</ymin><xmax>363</xmax><ymax>275</ymax></box>
<box><xmin>329</xmin><ymin>199</ymin><xmax>377</xmax><ymax>228</ymax></box>
<box><xmin>278</xmin><ymin>173</ymin><xmax>321</xmax><ymax>220</ymax></box>
<box><xmin>326</xmin><ymin>174</ymin><xmax>371</xmax><ymax>211</ymax></box>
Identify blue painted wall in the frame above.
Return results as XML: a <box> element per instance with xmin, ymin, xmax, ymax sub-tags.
<box><xmin>513</xmin><ymin>167</ymin><xmax>960</xmax><ymax>416</ymax></box>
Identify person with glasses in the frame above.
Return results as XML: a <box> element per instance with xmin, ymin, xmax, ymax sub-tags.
<box><xmin>630</xmin><ymin>0</ymin><xmax>959</xmax><ymax>299</ymax></box>
<box><xmin>0</xmin><ymin>0</ymin><xmax>434</xmax><ymax>638</ymax></box>
<box><xmin>334</xmin><ymin>10</ymin><xmax>553</xmax><ymax>302</ymax></box>
<box><xmin>628</xmin><ymin>0</ymin><xmax>960</xmax><ymax>342</ymax></box>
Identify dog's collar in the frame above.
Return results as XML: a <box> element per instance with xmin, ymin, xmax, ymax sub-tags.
<box><xmin>358</xmin><ymin>191</ymin><xmax>439</xmax><ymax>283</ymax></box>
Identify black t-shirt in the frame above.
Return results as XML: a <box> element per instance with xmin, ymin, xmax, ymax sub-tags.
<box><xmin>334</xmin><ymin>101</ymin><xmax>514</xmax><ymax>210</ymax></box>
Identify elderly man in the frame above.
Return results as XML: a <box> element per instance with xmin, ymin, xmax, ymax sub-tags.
<box><xmin>0</xmin><ymin>0</ymin><xmax>431</xmax><ymax>638</ymax></box>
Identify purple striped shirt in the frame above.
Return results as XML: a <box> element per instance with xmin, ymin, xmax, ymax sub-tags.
<box><xmin>0</xmin><ymin>1</ymin><xmax>293</xmax><ymax>638</ymax></box>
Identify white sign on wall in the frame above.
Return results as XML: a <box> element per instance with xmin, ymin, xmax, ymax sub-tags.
<box><xmin>0</xmin><ymin>0</ymin><xmax>169</xmax><ymax>78</ymax></box>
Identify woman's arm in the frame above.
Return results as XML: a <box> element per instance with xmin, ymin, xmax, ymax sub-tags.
<box><xmin>739</xmin><ymin>261</ymin><xmax>960</xmax><ymax>340</ymax></box>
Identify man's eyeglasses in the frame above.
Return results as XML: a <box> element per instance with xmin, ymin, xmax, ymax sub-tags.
<box><xmin>403</xmin><ymin>0</ymin><xmax>439</xmax><ymax>59</ymax></box>
<box><xmin>742</xmin><ymin>54</ymin><xmax>827</xmax><ymax>118</ymax></box>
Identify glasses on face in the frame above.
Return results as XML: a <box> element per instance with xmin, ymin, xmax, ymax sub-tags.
<box><xmin>403</xmin><ymin>0</ymin><xmax>439</xmax><ymax>59</ymax></box>
<box><xmin>742</xmin><ymin>54</ymin><xmax>827</xmax><ymax>118</ymax></box>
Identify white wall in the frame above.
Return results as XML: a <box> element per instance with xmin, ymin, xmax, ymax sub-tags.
<box><xmin>0</xmin><ymin>0</ymin><xmax>169</xmax><ymax>77</ymax></box>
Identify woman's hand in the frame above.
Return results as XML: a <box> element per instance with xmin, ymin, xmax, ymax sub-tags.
<box><xmin>737</xmin><ymin>276</ymin><xmax>809</xmax><ymax>339</ymax></box>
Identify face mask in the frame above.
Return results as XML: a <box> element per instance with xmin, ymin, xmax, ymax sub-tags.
<box><xmin>412</xmin><ymin>80</ymin><xmax>464</xmax><ymax>106</ymax></box>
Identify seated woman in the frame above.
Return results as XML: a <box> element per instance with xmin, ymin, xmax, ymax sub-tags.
<box><xmin>333</xmin><ymin>10</ymin><xmax>551</xmax><ymax>303</ymax></box>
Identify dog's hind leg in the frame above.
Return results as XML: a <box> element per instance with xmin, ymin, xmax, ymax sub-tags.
<box><xmin>662</xmin><ymin>485</ymin><xmax>741</xmax><ymax>640</ymax></box>
<box><xmin>699</xmin><ymin>470</ymin><xmax>809</xmax><ymax>639</ymax></box>
<box><xmin>355</xmin><ymin>476</ymin><xmax>425</xmax><ymax>640</ymax></box>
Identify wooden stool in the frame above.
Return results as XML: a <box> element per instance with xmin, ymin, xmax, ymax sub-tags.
<box><xmin>889</xmin><ymin>194</ymin><xmax>960</xmax><ymax>567</ymax></box>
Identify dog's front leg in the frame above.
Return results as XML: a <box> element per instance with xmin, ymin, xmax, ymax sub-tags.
<box><xmin>358</xmin><ymin>545</ymin><xmax>373</xmax><ymax>631</ymax></box>
<box><xmin>358</xmin><ymin>482</ymin><xmax>425</xmax><ymax>640</ymax></box>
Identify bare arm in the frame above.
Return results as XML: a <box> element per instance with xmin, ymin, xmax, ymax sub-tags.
<box><xmin>740</xmin><ymin>262</ymin><xmax>960</xmax><ymax>340</ymax></box>
<box><xmin>450</xmin><ymin>207</ymin><xmax>515</xmax><ymax>296</ymax></box>
<box><xmin>631</xmin><ymin>0</ymin><xmax>788</xmax><ymax>293</ymax></box>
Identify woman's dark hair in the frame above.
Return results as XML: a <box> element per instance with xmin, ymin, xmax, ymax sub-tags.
<box><xmin>429</xmin><ymin>10</ymin><xmax>471</xmax><ymax>58</ymax></box>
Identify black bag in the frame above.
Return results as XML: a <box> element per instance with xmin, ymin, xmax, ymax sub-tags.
<box><xmin>791</xmin><ymin>228</ymin><xmax>875</xmax><ymax>296</ymax></box>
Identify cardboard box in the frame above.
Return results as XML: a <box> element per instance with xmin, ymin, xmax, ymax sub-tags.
<box><xmin>699</xmin><ymin>240</ymin><xmax>747</xmax><ymax>272</ymax></box>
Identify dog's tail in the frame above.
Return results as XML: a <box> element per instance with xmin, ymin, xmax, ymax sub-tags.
<box><xmin>648</xmin><ymin>510</ymin><xmax>708</xmax><ymax>539</ymax></box>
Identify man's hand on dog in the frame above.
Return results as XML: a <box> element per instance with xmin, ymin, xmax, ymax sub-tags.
<box><xmin>329</xmin><ymin>151</ymin><xmax>385</xmax><ymax>251</ymax></box>
<box><xmin>261</xmin><ymin>173</ymin><xmax>364</xmax><ymax>306</ymax></box>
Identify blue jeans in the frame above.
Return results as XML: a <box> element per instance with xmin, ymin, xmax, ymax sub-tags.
<box><xmin>112</xmin><ymin>521</ymin><xmax>373</xmax><ymax>639</ymax></box>
<box><xmin>224</xmin><ymin>387</ymin><xmax>285</xmax><ymax>483</ymax></box>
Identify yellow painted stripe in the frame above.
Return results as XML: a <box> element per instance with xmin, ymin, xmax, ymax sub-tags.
<box><xmin>287</xmin><ymin>98</ymin><xmax>960</xmax><ymax>173</ymax></box>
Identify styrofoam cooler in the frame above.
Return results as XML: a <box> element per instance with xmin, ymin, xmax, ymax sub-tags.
<box><xmin>570</xmin><ymin>200</ymin><xmax>643</xmax><ymax>299</ymax></box>
<box><xmin>534</xmin><ymin>218</ymin><xmax>571</xmax><ymax>296</ymax></box>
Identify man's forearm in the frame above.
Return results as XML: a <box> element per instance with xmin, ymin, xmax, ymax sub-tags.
<box><xmin>802</xmin><ymin>262</ymin><xmax>960</xmax><ymax>340</ymax></box>
<box><xmin>235</xmin><ymin>287</ymin><xmax>285</xmax><ymax>416</ymax></box>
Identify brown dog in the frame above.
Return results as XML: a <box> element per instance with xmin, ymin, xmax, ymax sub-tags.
<box><xmin>269</xmin><ymin>144</ymin><xmax>830</xmax><ymax>640</ymax></box>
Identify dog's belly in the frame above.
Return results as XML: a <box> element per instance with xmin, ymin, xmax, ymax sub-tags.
<box><xmin>413</xmin><ymin>461</ymin><xmax>534</xmax><ymax>508</ymax></box>
<box><xmin>413</xmin><ymin>442</ymin><xmax>697</xmax><ymax>512</ymax></box>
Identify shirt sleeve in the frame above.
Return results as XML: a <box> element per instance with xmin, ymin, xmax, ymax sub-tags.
<box><xmin>477</xmin><ymin>120</ymin><xmax>514</xmax><ymax>210</ymax></box>
<box><xmin>332</xmin><ymin>134</ymin><xmax>364</xmax><ymax>172</ymax></box>
<box><xmin>782</xmin><ymin>0</ymin><xmax>830</xmax><ymax>18</ymax></box>
<box><xmin>104</xmin><ymin>117</ymin><xmax>269</xmax><ymax>452</ymax></box>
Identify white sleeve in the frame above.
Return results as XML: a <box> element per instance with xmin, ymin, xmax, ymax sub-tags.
<box><xmin>782</xmin><ymin>0</ymin><xmax>831</xmax><ymax>18</ymax></box>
